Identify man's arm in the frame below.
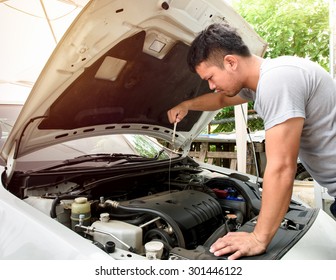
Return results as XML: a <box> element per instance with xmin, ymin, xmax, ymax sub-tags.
<box><xmin>167</xmin><ymin>91</ymin><xmax>246</xmax><ymax>123</ymax></box>
<box><xmin>252</xmin><ymin>117</ymin><xmax>303</xmax><ymax>246</ymax></box>
<box><xmin>209</xmin><ymin>117</ymin><xmax>304</xmax><ymax>259</ymax></box>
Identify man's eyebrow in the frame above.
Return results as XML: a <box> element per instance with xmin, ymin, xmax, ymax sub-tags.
<box><xmin>198</xmin><ymin>73</ymin><xmax>209</xmax><ymax>80</ymax></box>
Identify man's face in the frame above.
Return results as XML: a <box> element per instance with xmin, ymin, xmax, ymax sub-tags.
<box><xmin>195</xmin><ymin>59</ymin><xmax>242</xmax><ymax>97</ymax></box>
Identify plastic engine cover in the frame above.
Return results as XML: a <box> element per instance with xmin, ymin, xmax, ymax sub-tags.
<box><xmin>124</xmin><ymin>190</ymin><xmax>223</xmax><ymax>248</ymax></box>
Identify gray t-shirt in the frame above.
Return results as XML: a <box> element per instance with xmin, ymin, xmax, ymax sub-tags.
<box><xmin>239</xmin><ymin>56</ymin><xmax>336</xmax><ymax>197</ymax></box>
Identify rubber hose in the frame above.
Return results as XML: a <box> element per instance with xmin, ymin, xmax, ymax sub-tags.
<box><xmin>50</xmin><ymin>194</ymin><xmax>90</xmax><ymax>218</ymax></box>
<box><xmin>105</xmin><ymin>200</ymin><xmax>186</xmax><ymax>248</ymax></box>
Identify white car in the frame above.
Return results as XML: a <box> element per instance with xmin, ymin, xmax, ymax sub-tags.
<box><xmin>1</xmin><ymin>0</ymin><xmax>336</xmax><ymax>260</ymax></box>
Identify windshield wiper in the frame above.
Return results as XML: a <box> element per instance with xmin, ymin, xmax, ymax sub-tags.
<box><xmin>153</xmin><ymin>149</ymin><xmax>165</xmax><ymax>160</ymax></box>
<box><xmin>39</xmin><ymin>153</ymin><xmax>157</xmax><ymax>171</ymax></box>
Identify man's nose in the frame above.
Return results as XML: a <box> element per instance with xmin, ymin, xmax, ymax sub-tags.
<box><xmin>208</xmin><ymin>80</ymin><xmax>216</xmax><ymax>90</ymax></box>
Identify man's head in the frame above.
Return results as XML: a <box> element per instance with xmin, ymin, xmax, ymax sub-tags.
<box><xmin>187</xmin><ymin>23</ymin><xmax>251</xmax><ymax>72</ymax></box>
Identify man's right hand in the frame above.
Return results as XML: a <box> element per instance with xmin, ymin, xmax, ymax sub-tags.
<box><xmin>167</xmin><ymin>102</ymin><xmax>189</xmax><ymax>123</ymax></box>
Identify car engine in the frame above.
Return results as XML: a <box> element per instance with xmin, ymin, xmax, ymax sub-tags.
<box><xmin>16</xmin><ymin>160</ymin><xmax>260</xmax><ymax>260</ymax></box>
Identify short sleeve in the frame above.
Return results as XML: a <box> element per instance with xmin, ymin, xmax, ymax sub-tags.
<box><xmin>255</xmin><ymin>66</ymin><xmax>307</xmax><ymax>130</ymax></box>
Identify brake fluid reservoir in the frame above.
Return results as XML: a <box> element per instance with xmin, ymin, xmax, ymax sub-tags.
<box><xmin>92</xmin><ymin>213</ymin><xmax>143</xmax><ymax>253</ymax></box>
<box><xmin>71</xmin><ymin>197</ymin><xmax>91</xmax><ymax>230</ymax></box>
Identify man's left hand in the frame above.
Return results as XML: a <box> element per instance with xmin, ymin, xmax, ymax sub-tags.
<box><xmin>209</xmin><ymin>231</ymin><xmax>267</xmax><ymax>260</ymax></box>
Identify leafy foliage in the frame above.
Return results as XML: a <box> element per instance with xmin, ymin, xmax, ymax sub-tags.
<box><xmin>212</xmin><ymin>0</ymin><xmax>330</xmax><ymax>133</ymax></box>
<box><xmin>212</xmin><ymin>103</ymin><xmax>264</xmax><ymax>133</ymax></box>
<box><xmin>233</xmin><ymin>0</ymin><xmax>330</xmax><ymax>69</ymax></box>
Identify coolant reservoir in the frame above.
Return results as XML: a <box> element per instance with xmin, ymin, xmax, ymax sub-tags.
<box><xmin>92</xmin><ymin>213</ymin><xmax>143</xmax><ymax>253</ymax></box>
<box><xmin>71</xmin><ymin>197</ymin><xmax>91</xmax><ymax>230</ymax></box>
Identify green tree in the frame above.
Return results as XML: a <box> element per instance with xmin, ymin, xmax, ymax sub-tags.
<box><xmin>233</xmin><ymin>0</ymin><xmax>330</xmax><ymax>70</ymax></box>
<box><xmin>212</xmin><ymin>0</ymin><xmax>330</xmax><ymax>133</ymax></box>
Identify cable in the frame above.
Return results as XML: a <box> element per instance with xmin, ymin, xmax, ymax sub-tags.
<box><xmin>40</xmin><ymin>0</ymin><xmax>57</xmax><ymax>44</ymax></box>
<box><xmin>3</xmin><ymin>3</ymin><xmax>43</xmax><ymax>18</ymax></box>
<box><xmin>2</xmin><ymin>1</ymin><xmax>79</xmax><ymax>21</ymax></box>
<box><xmin>103</xmin><ymin>200</ymin><xmax>186</xmax><ymax>248</ymax></box>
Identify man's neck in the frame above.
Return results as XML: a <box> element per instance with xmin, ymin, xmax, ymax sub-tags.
<box><xmin>242</xmin><ymin>55</ymin><xmax>263</xmax><ymax>91</ymax></box>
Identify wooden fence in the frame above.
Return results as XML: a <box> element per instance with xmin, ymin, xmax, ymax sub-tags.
<box><xmin>188</xmin><ymin>135</ymin><xmax>266</xmax><ymax>176</ymax></box>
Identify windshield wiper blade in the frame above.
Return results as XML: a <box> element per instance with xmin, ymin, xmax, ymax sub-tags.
<box><xmin>152</xmin><ymin>149</ymin><xmax>166</xmax><ymax>160</ymax></box>
<box><xmin>110</xmin><ymin>153</ymin><xmax>161</xmax><ymax>162</ymax></box>
<box><xmin>38</xmin><ymin>153</ymin><xmax>154</xmax><ymax>171</ymax></box>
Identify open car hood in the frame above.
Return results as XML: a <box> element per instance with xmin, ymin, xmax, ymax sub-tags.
<box><xmin>1</xmin><ymin>0</ymin><xmax>266</xmax><ymax>165</ymax></box>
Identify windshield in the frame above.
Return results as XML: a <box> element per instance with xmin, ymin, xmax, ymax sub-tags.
<box><xmin>16</xmin><ymin>134</ymin><xmax>179</xmax><ymax>171</ymax></box>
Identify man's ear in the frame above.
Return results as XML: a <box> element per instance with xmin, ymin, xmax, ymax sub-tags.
<box><xmin>224</xmin><ymin>55</ymin><xmax>238</xmax><ymax>70</ymax></box>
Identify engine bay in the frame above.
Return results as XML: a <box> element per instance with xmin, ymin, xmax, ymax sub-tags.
<box><xmin>6</xmin><ymin>157</ymin><xmax>311</xmax><ymax>260</ymax></box>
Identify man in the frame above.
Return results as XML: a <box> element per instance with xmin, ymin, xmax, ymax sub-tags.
<box><xmin>167</xmin><ymin>23</ymin><xmax>336</xmax><ymax>260</ymax></box>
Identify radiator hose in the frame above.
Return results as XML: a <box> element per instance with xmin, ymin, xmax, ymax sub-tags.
<box><xmin>102</xmin><ymin>200</ymin><xmax>186</xmax><ymax>248</ymax></box>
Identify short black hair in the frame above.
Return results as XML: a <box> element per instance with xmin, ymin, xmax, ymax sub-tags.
<box><xmin>187</xmin><ymin>23</ymin><xmax>251</xmax><ymax>72</ymax></box>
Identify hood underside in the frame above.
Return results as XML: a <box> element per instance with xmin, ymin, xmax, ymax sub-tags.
<box><xmin>39</xmin><ymin>31</ymin><xmax>207</xmax><ymax>131</ymax></box>
<box><xmin>1</xmin><ymin>0</ymin><xmax>267</xmax><ymax>164</ymax></box>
